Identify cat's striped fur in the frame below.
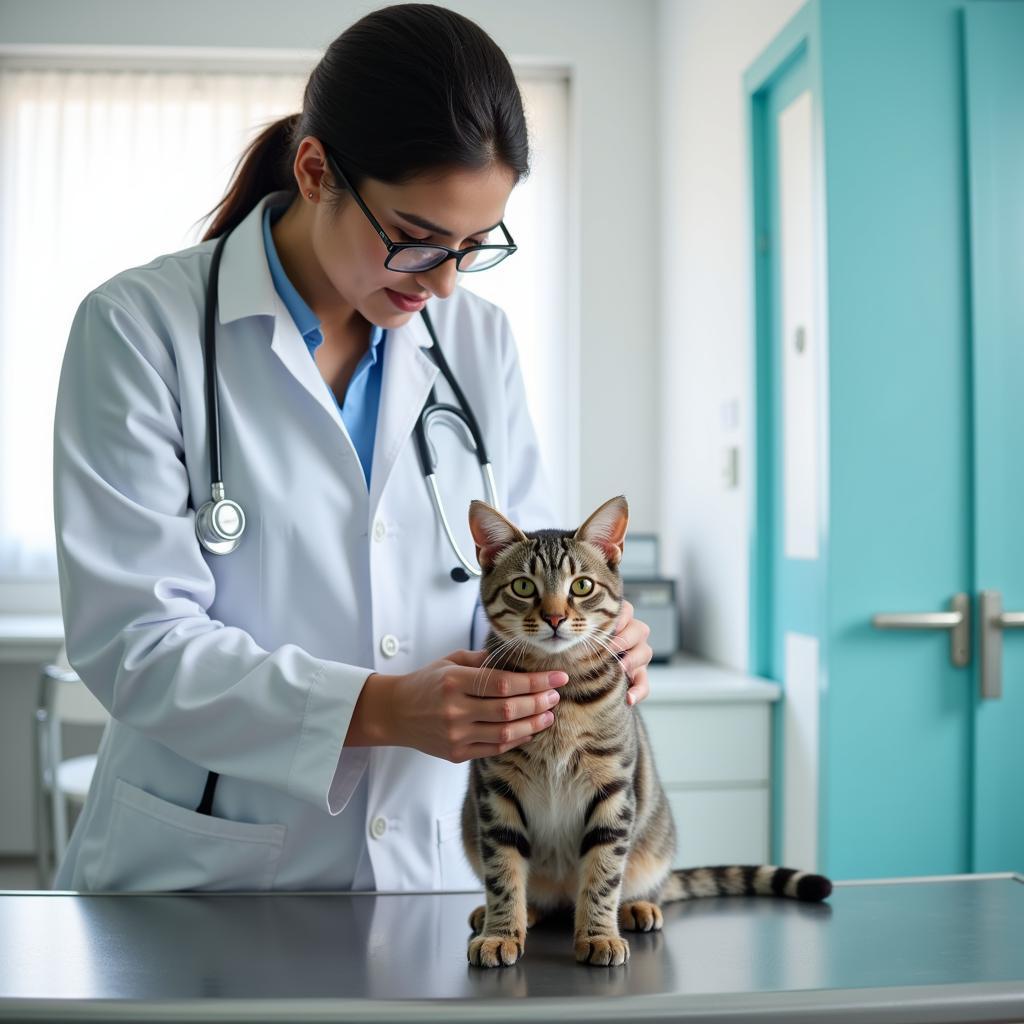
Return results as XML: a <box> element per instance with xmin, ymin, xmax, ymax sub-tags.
<box><xmin>462</xmin><ymin>495</ymin><xmax>831</xmax><ymax>968</ymax></box>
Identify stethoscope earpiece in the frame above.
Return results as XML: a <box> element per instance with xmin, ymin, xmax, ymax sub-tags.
<box><xmin>450</xmin><ymin>566</ymin><xmax>471</xmax><ymax>583</ymax></box>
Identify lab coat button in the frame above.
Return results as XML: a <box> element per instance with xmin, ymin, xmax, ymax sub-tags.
<box><xmin>373</xmin><ymin>519</ymin><xmax>387</xmax><ymax>542</ymax></box>
<box><xmin>370</xmin><ymin>816</ymin><xmax>387</xmax><ymax>839</ymax></box>
<box><xmin>380</xmin><ymin>634</ymin><xmax>400</xmax><ymax>657</ymax></box>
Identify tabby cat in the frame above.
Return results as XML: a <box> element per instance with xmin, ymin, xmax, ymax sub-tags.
<box><xmin>461</xmin><ymin>494</ymin><xmax>832</xmax><ymax>968</ymax></box>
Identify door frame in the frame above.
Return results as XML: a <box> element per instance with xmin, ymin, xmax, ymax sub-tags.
<box><xmin>743</xmin><ymin>1</ymin><xmax>832</xmax><ymax>867</ymax></box>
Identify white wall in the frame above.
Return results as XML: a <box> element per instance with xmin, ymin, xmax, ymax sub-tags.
<box><xmin>0</xmin><ymin>0</ymin><xmax>820</xmax><ymax>665</ymax></box>
<box><xmin>0</xmin><ymin>0</ymin><xmax>660</xmax><ymax>532</ymax></box>
<box><xmin>0</xmin><ymin>0</ymin><xmax>660</xmax><ymax>855</ymax></box>
<box><xmin>656</xmin><ymin>0</ymin><xmax>805</xmax><ymax>669</ymax></box>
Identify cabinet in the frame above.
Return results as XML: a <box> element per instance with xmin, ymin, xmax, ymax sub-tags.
<box><xmin>641</xmin><ymin>655</ymin><xmax>779</xmax><ymax>867</ymax></box>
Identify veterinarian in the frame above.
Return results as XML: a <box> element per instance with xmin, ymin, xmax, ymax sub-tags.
<box><xmin>51</xmin><ymin>4</ymin><xmax>652</xmax><ymax>893</ymax></box>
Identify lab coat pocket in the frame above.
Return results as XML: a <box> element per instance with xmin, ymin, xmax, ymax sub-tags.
<box><xmin>88</xmin><ymin>778</ymin><xmax>287</xmax><ymax>892</ymax></box>
<box><xmin>436</xmin><ymin>806</ymin><xmax>479</xmax><ymax>891</ymax></box>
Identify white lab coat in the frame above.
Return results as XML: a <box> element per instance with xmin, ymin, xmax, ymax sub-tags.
<box><xmin>51</xmin><ymin>189</ymin><xmax>556</xmax><ymax>893</ymax></box>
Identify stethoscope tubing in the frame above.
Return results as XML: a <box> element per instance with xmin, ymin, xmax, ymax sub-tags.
<box><xmin>415</xmin><ymin>305</ymin><xmax>499</xmax><ymax>579</ymax></box>
<box><xmin>197</xmin><ymin>224</ymin><xmax>497</xmax><ymax>579</ymax></box>
<box><xmin>193</xmin><ymin>223</ymin><xmax>498</xmax><ymax>816</ymax></box>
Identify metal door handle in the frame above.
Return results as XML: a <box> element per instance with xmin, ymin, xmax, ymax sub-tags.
<box><xmin>979</xmin><ymin>591</ymin><xmax>1024</xmax><ymax>700</ymax></box>
<box><xmin>871</xmin><ymin>593</ymin><xmax>970</xmax><ymax>668</ymax></box>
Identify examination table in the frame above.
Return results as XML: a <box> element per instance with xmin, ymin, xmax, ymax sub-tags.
<box><xmin>1</xmin><ymin>873</ymin><xmax>1022</xmax><ymax>1023</ymax></box>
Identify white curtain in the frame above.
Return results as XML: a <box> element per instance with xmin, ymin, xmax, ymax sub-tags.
<box><xmin>461</xmin><ymin>75</ymin><xmax>572</xmax><ymax>524</ymax></box>
<box><xmin>0</xmin><ymin>63</ymin><xmax>570</xmax><ymax>596</ymax></box>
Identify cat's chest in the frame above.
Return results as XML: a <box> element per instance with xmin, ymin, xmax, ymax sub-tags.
<box><xmin>507</xmin><ymin>722</ymin><xmax>601</xmax><ymax>819</ymax></box>
<box><xmin>515</xmin><ymin>763</ymin><xmax>594</xmax><ymax>845</ymax></box>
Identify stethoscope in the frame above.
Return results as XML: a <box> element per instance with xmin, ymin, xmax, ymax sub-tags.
<box><xmin>195</xmin><ymin>221</ymin><xmax>498</xmax><ymax>582</ymax></box>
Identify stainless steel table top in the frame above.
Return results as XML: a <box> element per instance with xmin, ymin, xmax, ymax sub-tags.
<box><xmin>1</xmin><ymin>874</ymin><xmax>1023</xmax><ymax>1023</ymax></box>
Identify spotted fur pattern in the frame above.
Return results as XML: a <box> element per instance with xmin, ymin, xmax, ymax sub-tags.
<box><xmin>462</xmin><ymin>496</ymin><xmax>832</xmax><ymax>968</ymax></box>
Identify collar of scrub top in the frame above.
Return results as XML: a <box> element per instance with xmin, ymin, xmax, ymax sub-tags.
<box><xmin>261</xmin><ymin>200</ymin><xmax>386</xmax><ymax>360</ymax></box>
<box><xmin>261</xmin><ymin>200</ymin><xmax>386</xmax><ymax>490</ymax></box>
<box><xmin>215</xmin><ymin>188</ymin><xmax>435</xmax><ymax>353</ymax></box>
<box><xmin>205</xmin><ymin>193</ymin><xmax>495</xmax><ymax>585</ymax></box>
<box><xmin>212</xmin><ymin>188</ymin><xmax>441</xmax><ymax>523</ymax></box>
<box><xmin>252</xmin><ymin>191</ymin><xmax>497</xmax><ymax>574</ymax></box>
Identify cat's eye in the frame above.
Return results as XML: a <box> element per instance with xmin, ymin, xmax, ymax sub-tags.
<box><xmin>511</xmin><ymin>577</ymin><xmax>537</xmax><ymax>598</ymax></box>
<box><xmin>570</xmin><ymin>577</ymin><xmax>595</xmax><ymax>597</ymax></box>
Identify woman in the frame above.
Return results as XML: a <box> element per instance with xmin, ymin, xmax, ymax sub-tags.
<box><xmin>52</xmin><ymin>3</ymin><xmax>652</xmax><ymax>893</ymax></box>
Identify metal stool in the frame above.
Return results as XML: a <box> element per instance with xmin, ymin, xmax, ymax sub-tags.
<box><xmin>33</xmin><ymin>647</ymin><xmax>108</xmax><ymax>888</ymax></box>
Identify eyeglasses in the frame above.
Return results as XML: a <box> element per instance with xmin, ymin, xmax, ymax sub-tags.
<box><xmin>322</xmin><ymin>146</ymin><xmax>517</xmax><ymax>273</ymax></box>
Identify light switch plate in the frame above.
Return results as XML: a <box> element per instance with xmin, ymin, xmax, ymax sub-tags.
<box><xmin>722</xmin><ymin>446</ymin><xmax>740</xmax><ymax>488</ymax></box>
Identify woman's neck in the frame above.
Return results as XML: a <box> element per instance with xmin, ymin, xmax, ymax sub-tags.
<box><xmin>270</xmin><ymin>196</ymin><xmax>367</xmax><ymax>341</ymax></box>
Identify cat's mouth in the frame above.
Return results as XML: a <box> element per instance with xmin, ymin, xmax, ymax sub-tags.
<box><xmin>533</xmin><ymin>633</ymin><xmax>580</xmax><ymax>652</ymax></box>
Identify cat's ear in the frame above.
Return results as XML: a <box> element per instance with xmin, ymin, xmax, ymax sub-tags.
<box><xmin>574</xmin><ymin>495</ymin><xmax>629</xmax><ymax>566</ymax></box>
<box><xmin>468</xmin><ymin>501</ymin><xmax>527</xmax><ymax>570</ymax></box>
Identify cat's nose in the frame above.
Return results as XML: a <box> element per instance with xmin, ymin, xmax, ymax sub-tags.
<box><xmin>541</xmin><ymin>610</ymin><xmax>566</xmax><ymax>631</ymax></box>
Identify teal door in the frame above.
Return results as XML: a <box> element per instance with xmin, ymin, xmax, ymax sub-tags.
<box><xmin>965</xmin><ymin>0</ymin><xmax>1024</xmax><ymax>874</ymax></box>
<box><xmin>749</xmin><ymin>0</ymin><xmax>1024</xmax><ymax>880</ymax></box>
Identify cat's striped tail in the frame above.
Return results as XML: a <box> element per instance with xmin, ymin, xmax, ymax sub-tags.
<box><xmin>660</xmin><ymin>864</ymin><xmax>832</xmax><ymax>903</ymax></box>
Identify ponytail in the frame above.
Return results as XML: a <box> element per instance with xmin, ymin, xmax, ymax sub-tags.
<box><xmin>195</xmin><ymin>114</ymin><xmax>300</xmax><ymax>241</ymax></box>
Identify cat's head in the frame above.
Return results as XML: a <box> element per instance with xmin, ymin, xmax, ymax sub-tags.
<box><xmin>467</xmin><ymin>496</ymin><xmax>628</xmax><ymax>655</ymax></box>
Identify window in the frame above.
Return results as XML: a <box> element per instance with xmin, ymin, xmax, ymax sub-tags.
<box><xmin>0</xmin><ymin>55</ymin><xmax>573</xmax><ymax>610</ymax></box>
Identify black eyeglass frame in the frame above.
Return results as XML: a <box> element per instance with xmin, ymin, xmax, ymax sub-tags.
<box><xmin>321</xmin><ymin>146</ymin><xmax>517</xmax><ymax>273</ymax></box>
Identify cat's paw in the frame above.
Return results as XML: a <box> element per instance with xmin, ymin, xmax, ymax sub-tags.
<box><xmin>468</xmin><ymin>934</ymin><xmax>524</xmax><ymax>968</ymax></box>
<box><xmin>619</xmin><ymin>900</ymin><xmax>664</xmax><ymax>932</ymax></box>
<box><xmin>575</xmin><ymin>934</ymin><xmax>630</xmax><ymax>966</ymax></box>
<box><xmin>468</xmin><ymin>905</ymin><xmax>542</xmax><ymax>934</ymax></box>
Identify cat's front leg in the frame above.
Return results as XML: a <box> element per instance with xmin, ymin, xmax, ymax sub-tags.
<box><xmin>468</xmin><ymin>902</ymin><xmax>545</xmax><ymax>934</ymax></box>
<box><xmin>573</xmin><ymin>792</ymin><xmax>633</xmax><ymax>966</ymax></box>
<box><xmin>467</xmin><ymin>821</ymin><xmax>531</xmax><ymax>968</ymax></box>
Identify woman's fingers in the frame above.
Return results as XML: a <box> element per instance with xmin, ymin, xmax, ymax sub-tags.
<box><xmin>463</xmin><ymin>734</ymin><xmax>536</xmax><ymax>758</ymax></box>
<box><xmin>473</xmin><ymin>710</ymin><xmax>556</xmax><ymax>747</ymax></box>
<box><xmin>611</xmin><ymin>614</ymin><xmax>651</xmax><ymax>659</ymax></box>
<box><xmin>626</xmin><ymin>664</ymin><xmax>651</xmax><ymax>706</ymax></box>
<box><xmin>446</xmin><ymin>648</ymin><xmax>490</xmax><ymax>668</ymax></box>
<box><xmin>613</xmin><ymin>599</ymin><xmax>635</xmax><ymax>635</ymax></box>
<box><xmin>469</xmin><ymin>667</ymin><xmax>568</xmax><ymax>698</ymax></box>
<box><xmin>469</xmin><ymin>687</ymin><xmax>561</xmax><ymax>723</ymax></box>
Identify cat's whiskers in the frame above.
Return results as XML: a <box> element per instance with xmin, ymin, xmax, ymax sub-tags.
<box><xmin>587</xmin><ymin>632</ymin><xmax>636</xmax><ymax>682</ymax></box>
<box><xmin>475</xmin><ymin>632</ymin><xmax>533</xmax><ymax>698</ymax></box>
<box><xmin>475</xmin><ymin>639</ymin><xmax>515</xmax><ymax>698</ymax></box>
<box><xmin>577</xmin><ymin>629</ymin><xmax>624</xmax><ymax>668</ymax></box>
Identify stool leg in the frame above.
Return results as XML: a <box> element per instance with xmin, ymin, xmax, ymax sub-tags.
<box><xmin>33</xmin><ymin>711</ymin><xmax>52</xmax><ymax>888</ymax></box>
<box><xmin>48</xmin><ymin>717</ymin><xmax>68</xmax><ymax>865</ymax></box>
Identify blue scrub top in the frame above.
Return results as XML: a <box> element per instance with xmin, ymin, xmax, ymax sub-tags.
<box><xmin>262</xmin><ymin>202</ymin><xmax>386</xmax><ymax>488</ymax></box>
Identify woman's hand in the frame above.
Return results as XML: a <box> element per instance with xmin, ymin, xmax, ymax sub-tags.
<box><xmin>611</xmin><ymin>599</ymin><xmax>653</xmax><ymax>706</ymax></box>
<box><xmin>355</xmin><ymin>650</ymin><xmax>568</xmax><ymax>762</ymax></box>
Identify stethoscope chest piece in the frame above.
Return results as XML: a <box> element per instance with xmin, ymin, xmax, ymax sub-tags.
<box><xmin>195</xmin><ymin>483</ymin><xmax>246</xmax><ymax>555</ymax></box>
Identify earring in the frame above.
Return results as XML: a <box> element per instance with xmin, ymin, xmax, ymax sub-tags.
<box><xmin>307</xmin><ymin>190</ymin><xmax>314</xmax><ymax>200</ymax></box>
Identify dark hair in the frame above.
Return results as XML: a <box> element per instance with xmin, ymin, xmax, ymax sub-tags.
<box><xmin>197</xmin><ymin>4</ymin><xmax>529</xmax><ymax>241</ymax></box>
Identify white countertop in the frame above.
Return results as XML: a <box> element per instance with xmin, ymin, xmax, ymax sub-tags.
<box><xmin>646</xmin><ymin>652</ymin><xmax>781</xmax><ymax>703</ymax></box>
<box><xmin>0</xmin><ymin>615</ymin><xmax>63</xmax><ymax>641</ymax></box>
<box><xmin>0</xmin><ymin>615</ymin><xmax>64</xmax><ymax>663</ymax></box>
<box><xmin>0</xmin><ymin>617</ymin><xmax>782</xmax><ymax>703</ymax></box>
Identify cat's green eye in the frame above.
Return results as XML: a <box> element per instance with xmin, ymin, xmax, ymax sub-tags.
<box><xmin>511</xmin><ymin>577</ymin><xmax>537</xmax><ymax>598</ymax></box>
<box><xmin>570</xmin><ymin>577</ymin><xmax>595</xmax><ymax>597</ymax></box>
